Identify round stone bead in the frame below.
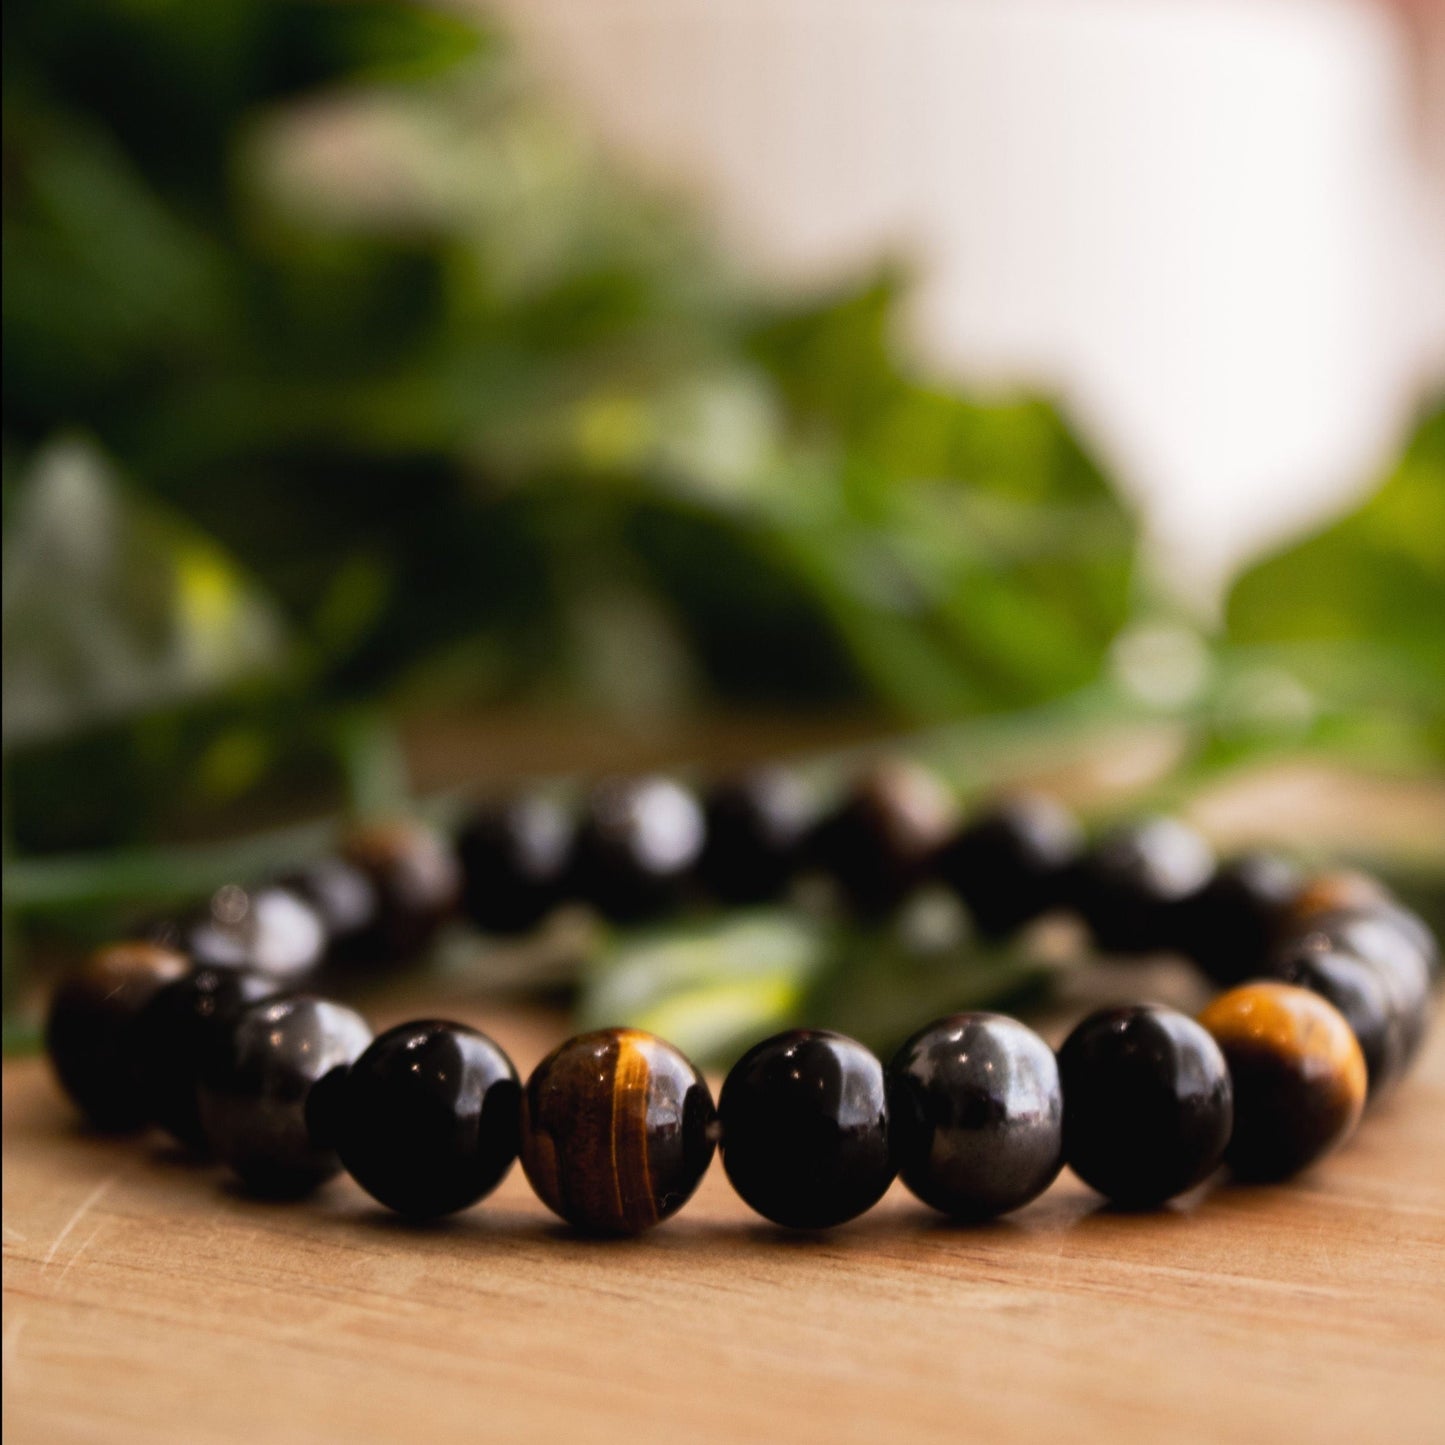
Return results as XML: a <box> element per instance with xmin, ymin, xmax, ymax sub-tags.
<box><xmin>279</xmin><ymin>857</ymin><xmax>381</xmax><ymax>965</ymax></box>
<box><xmin>718</xmin><ymin>1029</ymin><xmax>895</xmax><ymax>1229</ymax></box>
<box><xmin>807</xmin><ymin>761</ymin><xmax>956</xmax><ymax>916</ymax></box>
<box><xmin>136</xmin><ymin>965</ymin><xmax>282</xmax><ymax>1149</ymax></box>
<box><xmin>1283</xmin><ymin>871</ymin><xmax>1395</xmax><ymax>932</ymax></box>
<box><xmin>888</xmin><ymin>1013</ymin><xmax>1063</xmax><ymax>1219</ymax></box>
<box><xmin>338</xmin><ymin>819</ymin><xmax>461</xmax><ymax>963</ymax></box>
<box><xmin>1199</xmin><ymin>982</ymin><xmax>1367</xmax><ymax>1181</ymax></box>
<box><xmin>326</xmin><ymin>1021</ymin><xmax>521</xmax><ymax>1219</ymax></box>
<box><xmin>1057</xmin><ymin>1004</ymin><xmax>1233</xmax><ymax>1206</ymax></box>
<box><xmin>197</xmin><ymin>996</ymin><xmax>372</xmax><ymax>1196</ymax></box>
<box><xmin>46</xmin><ymin>942</ymin><xmax>190</xmax><ymax>1131</ymax></box>
<box><xmin>932</xmin><ymin>795</ymin><xmax>1083</xmax><ymax>938</ymax></box>
<box><xmin>698</xmin><ymin>768</ymin><xmax>814</xmax><ymax>905</ymax></box>
<box><xmin>567</xmin><ymin>777</ymin><xmax>706</xmax><ymax>923</ymax></box>
<box><xmin>1069</xmin><ymin>818</ymin><xmax>1216</xmax><ymax>955</ymax></box>
<box><xmin>457</xmin><ymin>796</ymin><xmax>574</xmax><ymax>935</ymax></box>
<box><xmin>1172</xmin><ymin>852</ymin><xmax>1302</xmax><ymax>984</ymax></box>
<box><xmin>519</xmin><ymin>1028</ymin><xmax>715</xmax><ymax>1234</ymax></box>
<box><xmin>1269</xmin><ymin>941</ymin><xmax>1404</xmax><ymax>1098</ymax></box>
<box><xmin>153</xmin><ymin>883</ymin><xmax>327</xmax><ymax>982</ymax></box>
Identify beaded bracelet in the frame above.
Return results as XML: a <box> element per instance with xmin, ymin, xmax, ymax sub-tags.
<box><xmin>43</xmin><ymin>764</ymin><xmax>1440</xmax><ymax>1236</ymax></box>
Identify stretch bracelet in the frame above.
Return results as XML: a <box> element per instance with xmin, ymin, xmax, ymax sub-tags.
<box><xmin>43</xmin><ymin>763</ymin><xmax>1440</xmax><ymax>1234</ymax></box>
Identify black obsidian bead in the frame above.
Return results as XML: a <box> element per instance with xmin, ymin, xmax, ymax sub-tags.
<box><xmin>807</xmin><ymin>761</ymin><xmax>956</xmax><ymax>916</ymax></box>
<box><xmin>567</xmin><ymin>776</ymin><xmax>706</xmax><ymax>923</ymax></box>
<box><xmin>457</xmin><ymin>795</ymin><xmax>574</xmax><ymax>935</ymax></box>
<box><xmin>135</xmin><ymin>965</ymin><xmax>282</xmax><ymax>1149</ymax></box>
<box><xmin>1069</xmin><ymin>817</ymin><xmax>1216</xmax><ymax>955</ymax></box>
<box><xmin>697</xmin><ymin>767</ymin><xmax>814</xmax><ymax>905</ymax></box>
<box><xmin>932</xmin><ymin>795</ymin><xmax>1083</xmax><ymax>937</ymax></box>
<box><xmin>1199</xmin><ymin>983</ymin><xmax>1366</xmax><ymax>1181</ymax></box>
<box><xmin>1058</xmin><ymin>1004</ymin><xmax>1233</xmax><ymax>1206</ymax></box>
<box><xmin>197</xmin><ymin>995</ymin><xmax>372</xmax><ymax>1196</ymax></box>
<box><xmin>1172</xmin><ymin>852</ymin><xmax>1303</xmax><ymax>985</ymax></box>
<box><xmin>46</xmin><ymin>942</ymin><xmax>190</xmax><ymax>1131</ymax></box>
<box><xmin>152</xmin><ymin>883</ymin><xmax>327</xmax><ymax>982</ymax></box>
<box><xmin>889</xmin><ymin>1013</ymin><xmax>1063</xmax><ymax>1219</ymax></box>
<box><xmin>519</xmin><ymin>1028</ymin><xmax>715</xmax><ymax>1234</ymax></box>
<box><xmin>718</xmin><ymin>1029</ymin><xmax>895</xmax><ymax>1229</ymax></box>
<box><xmin>1270</xmin><ymin>940</ymin><xmax>1404</xmax><ymax>1097</ymax></box>
<box><xmin>325</xmin><ymin>1020</ymin><xmax>521</xmax><ymax>1218</ymax></box>
<box><xmin>338</xmin><ymin>819</ymin><xmax>461</xmax><ymax>962</ymax></box>
<box><xmin>279</xmin><ymin>856</ymin><xmax>381</xmax><ymax>965</ymax></box>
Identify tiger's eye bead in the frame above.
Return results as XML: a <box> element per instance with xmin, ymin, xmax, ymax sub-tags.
<box><xmin>339</xmin><ymin>819</ymin><xmax>461</xmax><ymax>962</ymax></box>
<box><xmin>519</xmin><ymin>1028</ymin><xmax>715</xmax><ymax>1234</ymax></box>
<box><xmin>807</xmin><ymin>761</ymin><xmax>956</xmax><ymax>915</ymax></box>
<box><xmin>1283</xmin><ymin>870</ymin><xmax>1394</xmax><ymax>931</ymax></box>
<box><xmin>568</xmin><ymin>777</ymin><xmax>706</xmax><ymax>923</ymax></box>
<box><xmin>457</xmin><ymin>796</ymin><xmax>573</xmax><ymax>935</ymax></box>
<box><xmin>698</xmin><ymin>768</ymin><xmax>814</xmax><ymax>905</ymax></box>
<box><xmin>1069</xmin><ymin>818</ymin><xmax>1215</xmax><ymax>955</ymax></box>
<box><xmin>718</xmin><ymin>1029</ymin><xmax>895</xmax><ymax>1229</ymax></box>
<box><xmin>1199</xmin><ymin>983</ymin><xmax>1367</xmax><ymax>1181</ymax></box>
<box><xmin>932</xmin><ymin>795</ymin><xmax>1083</xmax><ymax>937</ymax></box>
<box><xmin>1173</xmin><ymin>852</ymin><xmax>1303</xmax><ymax>985</ymax></box>
<box><xmin>46</xmin><ymin>942</ymin><xmax>190</xmax><ymax>1131</ymax></box>
<box><xmin>1058</xmin><ymin>1004</ymin><xmax>1233</xmax><ymax>1207</ymax></box>
<box><xmin>329</xmin><ymin>1021</ymin><xmax>521</xmax><ymax>1218</ymax></box>
<box><xmin>279</xmin><ymin>857</ymin><xmax>381</xmax><ymax>965</ymax></box>
<box><xmin>153</xmin><ymin>883</ymin><xmax>327</xmax><ymax>981</ymax></box>
<box><xmin>888</xmin><ymin>1014</ymin><xmax>1063</xmax><ymax>1219</ymax></box>
<box><xmin>197</xmin><ymin>996</ymin><xmax>372</xmax><ymax>1196</ymax></box>
<box><xmin>136</xmin><ymin>966</ymin><xmax>282</xmax><ymax>1149</ymax></box>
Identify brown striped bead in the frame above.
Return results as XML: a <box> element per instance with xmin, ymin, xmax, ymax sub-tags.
<box><xmin>519</xmin><ymin>1028</ymin><xmax>716</xmax><ymax>1235</ymax></box>
<box><xmin>1198</xmin><ymin>982</ymin><xmax>1367</xmax><ymax>1181</ymax></box>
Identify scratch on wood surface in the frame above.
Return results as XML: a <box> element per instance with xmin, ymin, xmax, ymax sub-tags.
<box><xmin>40</xmin><ymin>1176</ymin><xmax>115</xmax><ymax>1271</ymax></box>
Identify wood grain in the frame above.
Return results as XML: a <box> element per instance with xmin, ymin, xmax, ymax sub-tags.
<box><xmin>5</xmin><ymin>984</ymin><xmax>1444</xmax><ymax>1445</ymax></box>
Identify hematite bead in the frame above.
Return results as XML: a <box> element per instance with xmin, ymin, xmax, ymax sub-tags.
<box><xmin>197</xmin><ymin>996</ymin><xmax>372</xmax><ymax>1196</ymax></box>
<box><xmin>1269</xmin><ymin>941</ymin><xmax>1404</xmax><ymax>1097</ymax></box>
<box><xmin>457</xmin><ymin>795</ymin><xmax>573</xmax><ymax>935</ymax></box>
<box><xmin>1199</xmin><ymin>982</ymin><xmax>1366</xmax><ymax>1181</ymax></box>
<box><xmin>153</xmin><ymin>883</ymin><xmax>327</xmax><ymax>982</ymax></box>
<box><xmin>339</xmin><ymin>819</ymin><xmax>461</xmax><ymax>962</ymax></box>
<box><xmin>718</xmin><ymin>1029</ymin><xmax>895</xmax><ymax>1229</ymax></box>
<box><xmin>807</xmin><ymin>761</ymin><xmax>956</xmax><ymax>916</ymax></box>
<box><xmin>46</xmin><ymin>942</ymin><xmax>190</xmax><ymax>1131</ymax></box>
<box><xmin>1172</xmin><ymin>852</ymin><xmax>1303</xmax><ymax>985</ymax></box>
<box><xmin>519</xmin><ymin>1028</ymin><xmax>715</xmax><ymax>1234</ymax></box>
<box><xmin>698</xmin><ymin>768</ymin><xmax>814</xmax><ymax>905</ymax></box>
<box><xmin>1058</xmin><ymin>1004</ymin><xmax>1233</xmax><ymax>1206</ymax></box>
<box><xmin>279</xmin><ymin>857</ymin><xmax>381</xmax><ymax>965</ymax></box>
<box><xmin>567</xmin><ymin>777</ymin><xmax>706</xmax><ymax>923</ymax></box>
<box><xmin>136</xmin><ymin>966</ymin><xmax>282</xmax><ymax>1149</ymax></box>
<box><xmin>328</xmin><ymin>1021</ymin><xmax>521</xmax><ymax>1218</ymax></box>
<box><xmin>1069</xmin><ymin>817</ymin><xmax>1215</xmax><ymax>955</ymax></box>
<box><xmin>889</xmin><ymin>1013</ymin><xmax>1063</xmax><ymax>1219</ymax></box>
<box><xmin>932</xmin><ymin>795</ymin><xmax>1082</xmax><ymax>937</ymax></box>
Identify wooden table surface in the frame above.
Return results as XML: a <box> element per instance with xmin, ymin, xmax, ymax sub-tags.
<box><xmin>5</xmin><ymin>980</ymin><xmax>1444</xmax><ymax>1445</ymax></box>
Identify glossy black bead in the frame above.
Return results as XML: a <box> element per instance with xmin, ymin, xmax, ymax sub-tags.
<box><xmin>279</xmin><ymin>857</ymin><xmax>381</xmax><ymax>965</ymax></box>
<box><xmin>46</xmin><ymin>942</ymin><xmax>190</xmax><ymax>1131</ymax></box>
<box><xmin>698</xmin><ymin>768</ymin><xmax>814</xmax><ymax>905</ymax></box>
<box><xmin>1172</xmin><ymin>852</ymin><xmax>1302</xmax><ymax>985</ymax></box>
<box><xmin>197</xmin><ymin>996</ymin><xmax>372</xmax><ymax>1196</ymax></box>
<box><xmin>889</xmin><ymin>1013</ymin><xmax>1063</xmax><ymax>1219</ymax></box>
<box><xmin>326</xmin><ymin>1021</ymin><xmax>521</xmax><ymax>1218</ymax></box>
<box><xmin>338</xmin><ymin>820</ymin><xmax>461</xmax><ymax>962</ymax></box>
<box><xmin>1270</xmin><ymin>940</ymin><xmax>1404</xmax><ymax>1097</ymax></box>
<box><xmin>135</xmin><ymin>966</ymin><xmax>282</xmax><ymax>1149</ymax></box>
<box><xmin>457</xmin><ymin>795</ymin><xmax>573</xmax><ymax>935</ymax></box>
<box><xmin>152</xmin><ymin>883</ymin><xmax>327</xmax><ymax>982</ymax></box>
<box><xmin>807</xmin><ymin>761</ymin><xmax>956</xmax><ymax>916</ymax></box>
<box><xmin>1069</xmin><ymin>818</ymin><xmax>1215</xmax><ymax>955</ymax></box>
<box><xmin>568</xmin><ymin>776</ymin><xmax>706</xmax><ymax>923</ymax></box>
<box><xmin>718</xmin><ymin>1029</ymin><xmax>895</xmax><ymax>1229</ymax></box>
<box><xmin>932</xmin><ymin>795</ymin><xmax>1083</xmax><ymax>937</ymax></box>
<box><xmin>1058</xmin><ymin>1004</ymin><xmax>1233</xmax><ymax>1206</ymax></box>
